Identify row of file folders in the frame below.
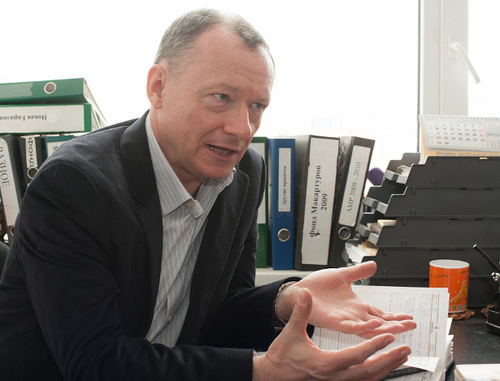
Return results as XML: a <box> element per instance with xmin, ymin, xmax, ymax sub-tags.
<box><xmin>0</xmin><ymin>133</ymin><xmax>85</xmax><ymax>242</ymax></box>
<box><xmin>250</xmin><ymin>135</ymin><xmax>375</xmax><ymax>270</ymax></box>
<box><xmin>0</xmin><ymin>77</ymin><xmax>106</xmax><ymax>243</ymax></box>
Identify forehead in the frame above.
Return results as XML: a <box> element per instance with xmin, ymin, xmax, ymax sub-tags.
<box><xmin>186</xmin><ymin>26</ymin><xmax>274</xmax><ymax>90</ymax></box>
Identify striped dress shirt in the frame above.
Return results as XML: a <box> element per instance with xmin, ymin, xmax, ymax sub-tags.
<box><xmin>144</xmin><ymin>115</ymin><xmax>234</xmax><ymax>347</ymax></box>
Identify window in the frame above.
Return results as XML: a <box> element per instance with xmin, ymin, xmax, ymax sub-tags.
<box><xmin>419</xmin><ymin>0</ymin><xmax>500</xmax><ymax>118</ymax></box>
<box><xmin>419</xmin><ymin>0</ymin><xmax>469</xmax><ymax>116</ymax></box>
<box><xmin>468</xmin><ymin>1</ymin><xmax>500</xmax><ymax>117</ymax></box>
<box><xmin>259</xmin><ymin>2</ymin><xmax>419</xmax><ymax>170</ymax></box>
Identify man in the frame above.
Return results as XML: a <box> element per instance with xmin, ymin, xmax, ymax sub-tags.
<box><xmin>0</xmin><ymin>9</ymin><xmax>415</xmax><ymax>380</ymax></box>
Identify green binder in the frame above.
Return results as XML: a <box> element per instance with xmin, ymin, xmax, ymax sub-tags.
<box><xmin>0</xmin><ymin>78</ymin><xmax>106</xmax><ymax>126</ymax></box>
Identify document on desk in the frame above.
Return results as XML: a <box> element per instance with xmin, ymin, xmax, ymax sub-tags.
<box><xmin>312</xmin><ymin>285</ymin><xmax>450</xmax><ymax>381</ymax></box>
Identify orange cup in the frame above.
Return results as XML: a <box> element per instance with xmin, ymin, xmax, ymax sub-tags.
<box><xmin>429</xmin><ymin>259</ymin><xmax>469</xmax><ymax>313</ymax></box>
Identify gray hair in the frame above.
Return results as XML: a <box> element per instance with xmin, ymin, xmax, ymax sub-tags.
<box><xmin>154</xmin><ymin>8</ymin><xmax>272</xmax><ymax>72</ymax></box>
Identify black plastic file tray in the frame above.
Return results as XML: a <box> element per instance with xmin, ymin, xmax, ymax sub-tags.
<box><xmin>386</xmin><ymin>152</ymin><xmax>421</xmax><ymax>172</ymax></box>
<box><xmin>371</xmin><ymin>201</ymin><xmax>390</xmax><ymax>214</ymax></box>
<box><xmin>356</xmin><ymin>210</ymin><xmax>385</xmax><ymax>238</ymax></box>
<box><xmin>364</xmin><ymin>180</ymin><xmax>406</xmax><ymax>208</ymax></box>
<box><xmin>363</xmin><ymin>246</ymin><xmax>500</xmax><ymax>308</ymax></box>
<box><xmin>384</xmin><ymin>171</ymin><xmax>409</xmax><ymax>184</ymax></box>
<box><xmin>384</xmin><ymin>187</ymin><xmax>500</xmax><ymax>218</ymax></box>
<box><xmin>370</xmin><ymin>247</ymin><xmax>500</xmax><ymax>277</ymax></box>
<box><xmin>357</xmin><ymin>223</ymin><xmax>371</xmax><ymax>238</ymax></box>
<box><xmin>369</xmin><ymin>218</ymin><xmax>500</xmax><ymax>248</ymax></box>
<box><xmin>406</xmin><ymin>156</ymin><xmax>500</xmax><ymax>188</ymax></box>
<box><xmin>383</xmin><ymin>152</ymin><xmax>420</xmax><ymax>184</ymax></box>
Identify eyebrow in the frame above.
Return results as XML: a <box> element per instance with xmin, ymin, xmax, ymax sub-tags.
<box><xmin>198</xmin><ymin>82</ymin><xmax>239</xmax><ymax>95</ymax></box>
<box><xmin>199</xmin><ymin>83</ymin><xmax>271</xmax><ymax>105</ymax></box>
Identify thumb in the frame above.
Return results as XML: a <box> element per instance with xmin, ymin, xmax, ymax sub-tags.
<box><xmin>343</xmin><ymin>261</ymin><xmax>377</xmax><ymax>284</ymax></box>
<box><xmin>285</xmin><ymin>289</ymin><xmax>313</xmax><ymax>334</ymax></box>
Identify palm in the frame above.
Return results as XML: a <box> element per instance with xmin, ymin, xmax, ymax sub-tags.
<box><xmin>295</xmin><ymin>262</ymin><xmax>416</xmax><ymax>338</ymax></box>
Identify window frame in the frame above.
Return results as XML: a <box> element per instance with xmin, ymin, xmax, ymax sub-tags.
<box><xmin>419</xmin><ymin>0</ymin><xmax>469</xmax><ymax>117</ymax></box>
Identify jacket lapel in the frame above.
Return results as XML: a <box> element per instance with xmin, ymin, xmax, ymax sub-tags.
<box><xmin>119</xmin><ymin>113</ymin><xmax>251</xmax><ymax>343</ymax></box>
<box><xmin>177</xmin><ymin>169</ymin><xmax>249</xmax><ymax>344</ymax></box>
<box><xmin>120</xmin><ymin>113</ymin><xmax>163</xmax><ymax>320</ymax></box>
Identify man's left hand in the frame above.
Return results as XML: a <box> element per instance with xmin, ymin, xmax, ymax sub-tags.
<box><xmin>274</xmin><ymin>261</ymin><xmax>417</xmax><ymax>338</ymax></box>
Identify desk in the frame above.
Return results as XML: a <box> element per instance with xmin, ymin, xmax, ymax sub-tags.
<box><xmin>450</xmin><ymin>310</ymin><xmax>500</xmax><ymax>364</ymax></box>
<box><xmin>449</xmin><ymin>310</ymin><xmax>500</xmax><ymax>380</ymax></box>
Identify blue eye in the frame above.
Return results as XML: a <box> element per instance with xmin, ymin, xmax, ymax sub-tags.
<box><xmin>252</xmin><ymin>103</ymin><xmax>266</xmax><ymax>110</ymax></box>
<box><xmin>214</xmin><ymin>93</ymin><xmax>229</xmax><ymax>101</ymax></box>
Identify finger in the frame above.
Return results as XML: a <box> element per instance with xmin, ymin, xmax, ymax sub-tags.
<box><xmin>357</xmin><ymin>320</ymin><xmax>418</xmax><ymax>339</ymax></box>
<box><xmin>305</xmin><ymin>335</ymin><xmax>407</xmax><ymax>380</ymax></box>
<box><xmin>403</xmin><ymin>319</ymin><xmax>417</xmax><ymax>329</ymax></box>
<box><xmin>336</xmin><ymin>314</ymin><xmax>416</xmax><ymax>338</ymax></box>
<box><xmin>285</xmin><ymin>289</ymin><xmax>313</xmax><ymax>335</ymax></box>
<box><xmin>392</xmin><ymin>319</ymin><xmax>417</xmax><ymax>332</ymax></box>
<box><xmin>367</xmin><ymin>307</ymin><xmax>414</xmax><ymax>323</ymax></box>
<box><xmin>336</xmin><ymin>318</ymin><xmax>382</xmax><ymax>335</ymax></box>
<box><xmin>358</xmin><ymin>324</ymin><xmax>407</xmax><ymax>339</ymax></box>
<box><xmin>370</xmin><ymin>356</ymin><xmax>411</xmax><ymax>381</ymax></box>
<box><xmin>342</xmin><ymin>261</ymin><xmax>377</xmax><ymax>284</ymax></box>
<box><xmin>390</xmin><ymin>313</ymin><xmax>414</xmax><ymax>321</ymax></box>
<box><xmin>370</xmin><ymin>317</ymin><xmax>417</xmax><ymax>333</ymax></box>
<box><xmin>361</xmin><ymin>309</ymin><xmax>417</xmax><ymax>336</ymax></box>
<box><xmin>372</xmin><ymin>309</ymin><xmax>417</xmax><ymax>332</ymax></box>
<box><xmin>339</xmin><ymin>321</ymin><xmax>411</xmax><ymax>339</ymax></box>
<box><xmin>346</xmin><ymin>345</ymin><xmax>412</xmax><ymax>381</ymax></box>
<box><xmin>329</xmin><ymin>333</ymin><xmax>396</xmax><ymax>369</ymax></box>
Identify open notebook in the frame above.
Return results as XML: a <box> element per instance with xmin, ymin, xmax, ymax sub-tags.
<box><xmin>312</xmin><ymin>285</ymin><xmax>453</xmax><ymax>381</ymax></box>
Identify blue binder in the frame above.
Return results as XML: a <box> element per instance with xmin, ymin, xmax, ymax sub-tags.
<box><xmin>268</xmin><ymin>138</ymin><xmax>295</xmax><ymax>270</ymax></box>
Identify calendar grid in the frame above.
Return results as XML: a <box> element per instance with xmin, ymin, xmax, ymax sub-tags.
<box><xmin>421</xmin><ymin>116</ymin><xmax>500</xmax><ymax>152</ymax></box>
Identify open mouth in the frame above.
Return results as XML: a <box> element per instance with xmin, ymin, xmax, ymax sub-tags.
<box><xmin>206</xmin><ymin>144</ymin><xmax>235</xmax><ymax>156</ymax></box>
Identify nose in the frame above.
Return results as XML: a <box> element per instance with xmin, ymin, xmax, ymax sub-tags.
<box><xmin>223</xmin><ymin>105</ymin><xmax>254</xmax><ymax>141</ymax></box>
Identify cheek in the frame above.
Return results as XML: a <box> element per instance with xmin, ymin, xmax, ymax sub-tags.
<box><xmin>192</xmin><ymin>113</ymin><xmax>225</xmax><ymax>139</ymax></box>
<box><xmin>161</xmin><ymin>103</ymin><xmax>223</xmax><ymax>148</ymax></box>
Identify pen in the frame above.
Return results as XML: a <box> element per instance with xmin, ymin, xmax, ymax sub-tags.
<box><xmin>383</xmin><ymin>366</ymin><xmax>426</xmax><ymax>379</ymax></box>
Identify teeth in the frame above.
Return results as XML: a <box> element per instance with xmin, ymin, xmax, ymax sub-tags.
<box><xmin>207</xmin><ymin>144</ymin><xmax>232</xmax><ymax>156</ymax></box>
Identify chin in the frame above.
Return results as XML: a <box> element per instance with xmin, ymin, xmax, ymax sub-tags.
<box><xmin>202</xmin><ymin>166</ymin><xmax>234</xmax><ymax>180</ymax></box>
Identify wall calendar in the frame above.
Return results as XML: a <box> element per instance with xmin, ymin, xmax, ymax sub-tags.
<box><xmin>419</xmin><ymin>115</ymin><xmax>500</xmax><ymax>159</ymax></box>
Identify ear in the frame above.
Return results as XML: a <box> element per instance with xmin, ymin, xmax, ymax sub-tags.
<box><xmin>147</xmin><ymin>64</ymin><xmax>168</xmax><ymax>109</ymax></box>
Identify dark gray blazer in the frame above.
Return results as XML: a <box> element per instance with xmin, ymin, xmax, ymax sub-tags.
<box><xmin>0</xmin><ymin>113</ymin><xmax>286</xmax><ymax>380</ymax></box>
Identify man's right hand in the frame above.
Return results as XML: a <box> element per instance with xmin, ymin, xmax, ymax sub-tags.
<box><xmin>253</xmin><ymin>290</ymin><xmax>411</xmax><ymax>381</ymax></box>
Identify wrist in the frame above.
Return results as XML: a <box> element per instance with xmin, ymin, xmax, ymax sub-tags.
<box><xmin>252</xmin><ymin>352</ymin><xmax>266</xmax><ymax>381</ymax></box>
<box><xmin>274</xmin><ymin>281</ymin><xmax>297</xmax><ymax>325</ymax></box>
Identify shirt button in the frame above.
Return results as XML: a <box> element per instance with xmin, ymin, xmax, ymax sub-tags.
<box><xmin>186</xmin><ymin>200</ymin><xmax>194</xmax><ymax>208</ymax></box>
<box><xmin>167</xmin><ymin>315</ymin><xmax>173</xmax><ymax>324</ymax></box>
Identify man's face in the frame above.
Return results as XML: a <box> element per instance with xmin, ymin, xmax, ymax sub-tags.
<box><xmin>149</xmin><ymin>26</ymin><xmax>274</xmax><ymax>194</ymax></box>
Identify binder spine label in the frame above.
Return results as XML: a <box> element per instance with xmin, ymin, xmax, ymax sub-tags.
<box><xmin>339</xmin><ymin>145</ymin><xmax>371</xmax><ymax>227</ymax></box>
<box><xmin>0</xmin><ymin>139</ymin><xmax>20</xmax><ymax>224</ymax></box>
<box><xmin>46</xmin><ymin>141</ymin><xmax>65</xmax><ymax>158</ymax></box>
<box><xmin>0</xmin><ymin>105</ymin><xmax>86</xmax><ymax>133</ymax></box>
<box><xmin>278</xmin><ymin>147</ymin><xmax>292</xmax><ymax>213</ymax></box>
<box><xmin>302</xmin><ymin>138</ymin><xmax>338</xmax><ymax>265</ymax></box>
<box><xmin>25</xmin><ymin>136</ymin><xmax>38</xmax><ymax>173</ymax></box>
